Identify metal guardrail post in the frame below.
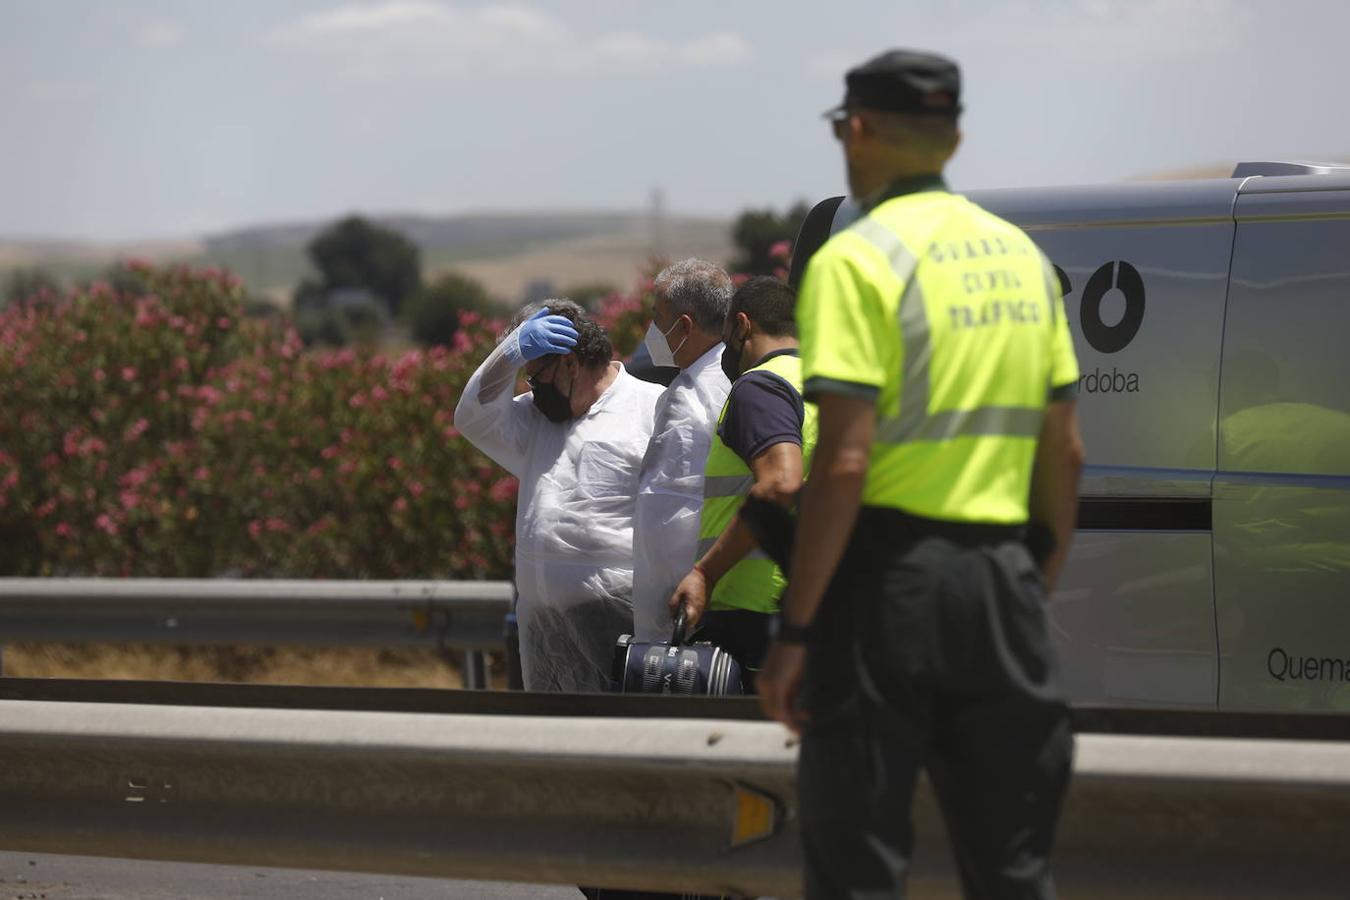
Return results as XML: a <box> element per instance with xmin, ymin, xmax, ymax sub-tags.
<box><xmin>462</xmin><ymin>650</ymin><xmax>488</xmax><ymax>690</ymax></box>
<box><xmin>503</xmin><ymin>611</ymin><xmax>523</xmax><ymax>690</ymax></box>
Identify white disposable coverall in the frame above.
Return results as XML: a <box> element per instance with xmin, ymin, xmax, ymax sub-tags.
<box><xmin>454</xmin><ymin>337</ymin><xmax>662</xmax><ymax>692</ymax></box>
<box><xmin>630</xmin><ymin>343</ymin><xmax>730</xmax><ymax>641</ymax></box>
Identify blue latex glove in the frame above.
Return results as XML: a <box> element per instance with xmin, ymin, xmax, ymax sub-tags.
<box><xmin>516</xmin><ymin>307</ymin><xmax>579</xmax><ymax>361</ymax></box>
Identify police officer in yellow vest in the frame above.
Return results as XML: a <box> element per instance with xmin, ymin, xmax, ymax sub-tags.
<box><xmin>757</xmin><ymin>50</ymin><xmax>1086</xmax><ymax>898</ymax></box>
<box><xmin>668</xmin><ymin>276</ymin><xmax>818</xmax><ymax>692</ymax></box>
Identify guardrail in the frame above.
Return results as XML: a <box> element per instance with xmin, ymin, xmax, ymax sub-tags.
<box><xmin>0</xmin><ymin>578</ymin><xmax>514</xmax><ymax>688</ymax></box>
<box><xmin>3</xmin><ymin>693</ymin><xmax>1350</xmax><ymax>897</ymax></box>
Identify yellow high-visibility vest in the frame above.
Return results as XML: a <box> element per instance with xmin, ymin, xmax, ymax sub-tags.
<box><xmin>798</xmin><ymin>177</ymin><xmax>1079</xmax><ymax>523</ymax></box>
<box><xmin>697</xmin><ymin>352</ymin><xmax>818</xmax><ymax>614</ymax></box>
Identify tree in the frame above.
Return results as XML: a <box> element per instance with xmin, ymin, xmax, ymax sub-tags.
<box><xmin>728</xmin><ymin>201</ymin><xmax>811</xmax><ymax>276</ymax></box>
<box><xmin>3</xmin><ymin>267</ymin><xmax>61</xmax><ymax>307</ymax></box>
<box><xmin>407</xmin><ymin>271</ymin><xmax>496</xmax><ymax>347</ymax></box>
<box><xmin>303</xmin><ymin>216</ymin><xmax>422</xmax><ymax>317</ymax></box>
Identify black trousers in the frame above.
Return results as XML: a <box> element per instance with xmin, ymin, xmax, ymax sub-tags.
<box><xmin>692</xmin><ymin>607</ymin><xmax>772</xmax><ymax>694</ymax></box>
<box><xmin>798</xmin><ymin>508</ymin><xmax>1074</xmax><ymax>900</ymax></box>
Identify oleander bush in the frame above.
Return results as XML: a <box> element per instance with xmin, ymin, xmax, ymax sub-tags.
<box><xmin>0</xmin><ymin>262</ymin><xmax>516</xmax><ymax>579</ymax></box>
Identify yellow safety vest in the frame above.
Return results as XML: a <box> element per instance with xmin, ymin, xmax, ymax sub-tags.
<box><xmin>797</xmin><ymin>176</ymin><xmax>1079</xmax><ymax>523</ymax></box>
<box><xmin>697</xmin><ymin>353</ymin><xmax>818</xmax><ymax>614</ymax></box>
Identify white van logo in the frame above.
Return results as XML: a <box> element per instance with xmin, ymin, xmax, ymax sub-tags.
<box><xmin>1052</xmin><ymin>260</ymin><xmax>1146</xmax><ymax>395</ymax></box>
<box><xmin>1080</xmin><ymin>261</ymin><xmax>1146</xmax><ymax>354</ymax></box>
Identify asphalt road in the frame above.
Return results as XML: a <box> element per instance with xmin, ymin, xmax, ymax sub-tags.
<box><xmin>0</xmin><ymin>852</ymin><xmax>583</xmax><ymax>900</ymax></box>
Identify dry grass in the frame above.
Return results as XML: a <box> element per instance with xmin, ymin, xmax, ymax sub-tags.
<box><xmin>0</xmin><ymin>643</ymin><xmax>500</xmax><ymax>689</ymax></box>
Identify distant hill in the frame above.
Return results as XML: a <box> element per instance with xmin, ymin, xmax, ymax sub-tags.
<box><xmin>0</xmin><ymin>210</ymin><xmax>734</xmax><ymax>306</ymax></box>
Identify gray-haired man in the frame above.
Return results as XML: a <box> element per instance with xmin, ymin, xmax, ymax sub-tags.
<box><xmin>631</xmin><ymin>258</ymin><xmax>733</xmax><ymax>643</ymax></box>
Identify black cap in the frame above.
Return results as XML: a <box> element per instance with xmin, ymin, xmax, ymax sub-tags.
<box><xmin>831</xmin><ymin>49</ymin><xmax>962</xmax><ymax>117</ymax></box>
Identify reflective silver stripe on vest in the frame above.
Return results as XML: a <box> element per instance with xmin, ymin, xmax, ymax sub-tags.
<box><xmin>910</xmin><ymin>405</ymin><xmax>1044</xmax><ymax>441</ymax></box>
<box><xmin>703</xmin><ymin>474</ymin><xmax>753</xmax><ymax>498</ymax></box>
<box><xmin>851</xmin><ymin>217</ymin><xmax>1044</xmax><ymax>444</ymax></box>
<box><xmin>696</xmin><ymin>536</ymin><xmax>770</xmax><ymax>561</ymax></box>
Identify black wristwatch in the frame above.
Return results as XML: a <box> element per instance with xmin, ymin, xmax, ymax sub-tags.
<box><xmin>771</xmin><ymin>615</ymin><xmax>812</xmax><ymax>644</ymax></box>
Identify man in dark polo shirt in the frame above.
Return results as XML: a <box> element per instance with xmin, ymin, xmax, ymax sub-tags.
<box><xmin>668</xmin><ymin>276</ymin><xmax>818</xmax><ymax>691</ymax></box>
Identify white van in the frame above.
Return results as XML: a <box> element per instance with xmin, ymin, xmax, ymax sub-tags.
<box><xmin>793</xmin><ymin>162</ymin><xmax>1350</xmax><ymax>713</ymax></box>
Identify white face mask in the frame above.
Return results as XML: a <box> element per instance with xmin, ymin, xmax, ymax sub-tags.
<box><xmin>643</xmin><ymin>319</ymin><xmax>686</xmax><ymax>369</ymax></box>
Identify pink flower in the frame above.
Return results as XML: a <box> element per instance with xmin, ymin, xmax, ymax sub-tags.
<box><xmin>349</xmin><ymin>392</ymin><xmax>367</xmax><ymax>409</ymax></box>
<box><xmin>95</xmin><ymin>514</ymin><xmax>118</xmax><ymax>536</ymax></box>
<box><xmin>193</xmin><ymin>466</ymin><xmax>210</xmax><ymax>481</ymax></box>
<box><xmin>121</xmin><ymin>366</ymin><xmax>137</xmax><ymax>382</ymax></box>
<box><xmin>408</xmin><ymin>481</ymin><xmax>425</xmax><ymax>499</ymax></box>
<box><xmin>371</xmin><ymin>385</ymin><xmax>389</xmax><ymax>403</ymax></box>
<box><xmin>93</xmin><ymin>368</ymin><xmax>106</xmax><ymax>383</ymax></box>
<box><xmin>119</xmin><ymin>490</ymin><xmax>139</xmax><ymax>511</ymax></box>
<box><xmin>387</xmin><ymin>456</ymin><xmax>403</xmax><ymax>471</ymax></box>
<box><xmin>55</xmin><ymin>522</ymin><xmax>73</xmax><ymax>538</ymax></box>
<box><xmin>489</xmin><ymin>478</ymin><xmax>518</xmax><ymax>502</ymax></box>
<box><xmin>217</xmin><ymin>316</ymin><xmax>232</xmax><ymax>329</ymax></box>
<box><xmin>392</xmin><ymin>497</ymin><xmax>409</xmax><ymax>513</ymax></box>
<box><xmin>123</xmin><ymin>418</ymin><xmax>149</xmax><ymax>442</ymax></box>
<box><xmin>248</xmin><ymin>519</ymin><xmax>263</xmax><ymax>539</ymax></box>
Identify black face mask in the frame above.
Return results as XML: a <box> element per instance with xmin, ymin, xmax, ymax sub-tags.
<box><xmin>531</xmin><ymin>371</ymin><xmax>574</xmax><ymax>422</ymax></box>
<box><xmin>721</xmin><ymin>329</ymin><xmax>746</xmax><ymax>382</ymax></box>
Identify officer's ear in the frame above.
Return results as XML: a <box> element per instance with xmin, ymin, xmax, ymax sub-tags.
<box><xmin>737</xmin><ymin>311</ymin><xmax>753</xmax><ymax>343</ymax></box>
<box><xmin>850</xmin><ymin>110</ymin><xmax>876</xmax><ymax>143</ymax></box>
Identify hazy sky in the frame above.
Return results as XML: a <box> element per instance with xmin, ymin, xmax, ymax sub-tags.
<box><xmin>2</xmin><ymin>0</ymin><xmax>1345</xmax><ymax>240</ymax></box>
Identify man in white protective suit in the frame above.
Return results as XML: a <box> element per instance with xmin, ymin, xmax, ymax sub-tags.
<box><xmin>630</xmin><ymin>259</ymin><xmax>733</xmax><ymax>642</ymax></box>
<box><xmin>454</xmin><ymin>299</ymin><xmax>662</xmax><ymax>692</ymax></box>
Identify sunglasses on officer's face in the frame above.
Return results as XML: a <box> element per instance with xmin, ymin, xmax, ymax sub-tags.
<box><xmin>827</xmin><ymin>111</ymin><xmax>853</xmax><ymax>141</ymax></box>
